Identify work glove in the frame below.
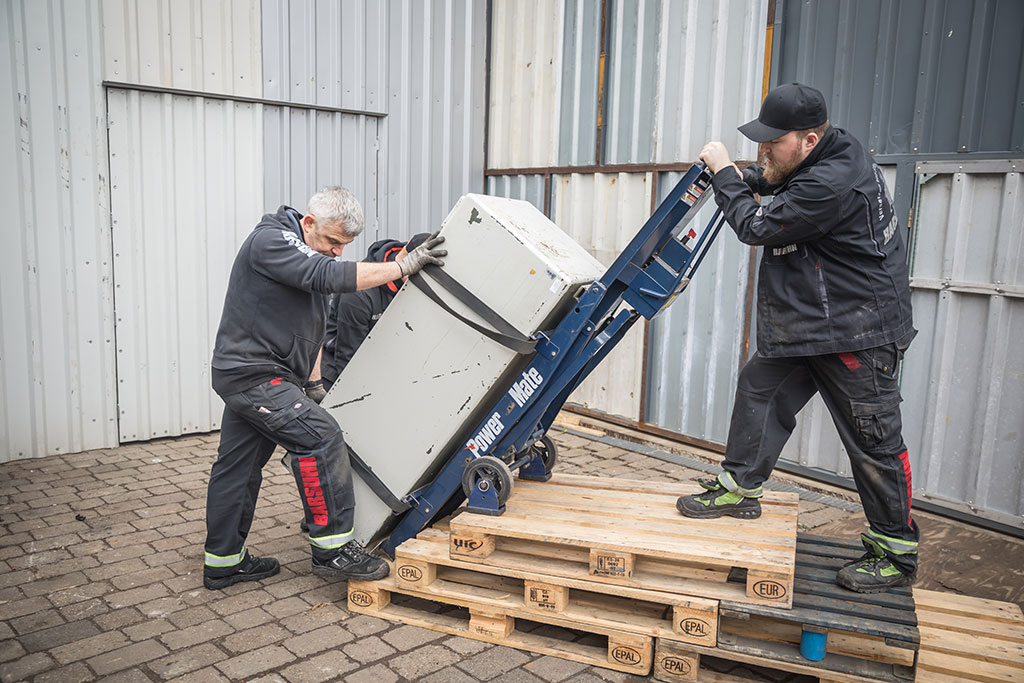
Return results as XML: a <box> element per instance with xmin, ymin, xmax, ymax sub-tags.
<box><xmin>398</xmin><ymin>232</ymin><xmax>447</xmax><ymax>278</ymax></box>
<box><xmin>303</xmin><ymin>380</ymin><xmax>327</xmax><ymax>404</ymax></box>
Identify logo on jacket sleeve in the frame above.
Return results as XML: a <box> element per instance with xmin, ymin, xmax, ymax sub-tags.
<box><xmin>281</xmin><ymin>229</ymin><xmax>317</xmax><ymax>258</ymax></box>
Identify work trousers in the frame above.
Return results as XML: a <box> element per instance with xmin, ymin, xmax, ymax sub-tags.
<box><xmin>204</xmin><ymin>378</ymin><xmax>355</xmax><ymax>575</ymax></box>
<box><xmin>720</xmin><ymin>339</ymin><xmax>919</xmax><ymax>573</ymax></box>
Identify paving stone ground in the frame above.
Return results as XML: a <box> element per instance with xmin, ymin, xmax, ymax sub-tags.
<box><xmin>1</xmin><ymin>423</ymin><xmax>1020</xmax><ymax>682</ymax></box>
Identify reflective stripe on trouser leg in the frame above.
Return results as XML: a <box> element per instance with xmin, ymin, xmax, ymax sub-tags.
<box><xmin>717</xmin><ymin>471</ymin><xmax>764</xmax><ymax>498</ymax></box>
<box><xmin>205</xmin><ymin>547</ymin><xmax>246</xmax><ymax>568</ymax></box>
<box><xmin>864</xmin><ymin>528</ymin><xmax>918</xmax><ymax>555</ymax></box>
<box><xmin>309</xmin><ymin>530</ymin><xmax>355</xmax><ymax>550</ymax></box>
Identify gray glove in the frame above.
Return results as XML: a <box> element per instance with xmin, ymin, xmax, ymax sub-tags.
<box><xmin>303</xmin><ymin>381</ymin><xmax>327</xmax><ymax>404</ymax></box>
<box><xmin>398</xmin><ymin>232</ymin><xmax>447</xmax><ymax>277</ymax></box>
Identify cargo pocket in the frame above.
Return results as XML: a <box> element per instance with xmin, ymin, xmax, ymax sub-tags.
<box><xmin>850</xmin><ymin>393</ymin><xmax>903</xmax><ymax>451</ymax></box>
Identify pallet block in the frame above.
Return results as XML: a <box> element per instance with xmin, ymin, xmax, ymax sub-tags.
<box><xmin>448</xmin><ymin>474</ymin><xmax>799</xmax><ymax>607</ymax></box>
<box><xmin>914</xmin><ymin>588</ymin><xmax>1024</xmax><ymax>682</ymax></box>
<box><xmin>394</xmin><ymin>526</ymin><xmax>719</xmax><ymax>647</ymax></box>
<box><xmin>348</xmin><ymin>574</ymin><xmax>653</xmax><ymax>675</ymax></box>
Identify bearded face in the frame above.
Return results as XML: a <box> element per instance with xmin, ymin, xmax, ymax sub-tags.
<box><xmin>759</xmin><ymin>131</ymin><xmax>813</xmax><ymax>185</ymax></box>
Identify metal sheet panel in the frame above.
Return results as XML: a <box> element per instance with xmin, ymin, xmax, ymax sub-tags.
<box><xmin>101</xmin><ymin>0</ymin><xmax>263</xmax><ymax>97</ymax></box>
<box><xmin>774</xmin><ymin>0</ymin><xmax>1024</xmax><ymax>155</ymax></box>
<box><xmin>381</xmin><ymin>0</ymin><xmax>487</xmax><ymax>240</ymax></box>
<box><xmin>652</xmin><ymin>0</ymin><xmax>767</xmax><ymax>164</ymax></box>
<box><xmin>485</xmin><ymin>175</ymin><xmax>547</xmax><ymax>214</ymax></box>
<box><xmin>107</xmin><ymin>89</ymin><xmax>264</xmax><ymax>441</ymax></box>
<box><xmin>261</xmin><ymin>0</ymin><xmax>386</xmax><ymax>111</ymax></box>
<box><xmin>0</xmin><ymin>0</ymin><xmax>117</xmax><ymax>461</ymax></box>
<box><xmin>557</xmin><ymin>0</ymin><xmax>602</xmax><ymax>166</ymax></box>
<box><xmin>551</xmin><ymin>172</ymin><xmax>654</xmax><ymax>420</ymax></box>
<box><xmin>900</xmin><ymin>163</ymin><xmax>1024</xmax><ymax>519</ymax></box>
<box><xmin>603</xmin><ymin>0</ymin><xmax>661</xmax><ymax>164</ymax></box>
<box><xmin>263</xmin><ymin>107</ymin><xmax>380</xmax><ymax>259</ymax></box>
<box><xmin>645</xmin><ymin>171</ymin><xmax>752</xmax><ymax>442</ymax></box>
<box><xmin>486</xmin><ymin>0</ymin><xmax>563</xmax><ymax>169</ymax></box>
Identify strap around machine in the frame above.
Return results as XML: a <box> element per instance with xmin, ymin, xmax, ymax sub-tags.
<box><xmin>410</xmin><ymin>266</ymin><xmax>537</xmax><ymax>355</ymax></box>
<box><xmin>347</xmin><ymin>445</ymin><xmax>409</xmax><ymax>514</ymax></box>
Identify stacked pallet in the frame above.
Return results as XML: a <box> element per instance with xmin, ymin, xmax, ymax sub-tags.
<box><xmin>347</xmin><ymin>473</ymin><xmax>1024</xmax><ymax>681</ymax></box>
<box><xmin>348</xmin><ymin>474</ymin><xmax>800</xmax><ymax>675</ymax></box>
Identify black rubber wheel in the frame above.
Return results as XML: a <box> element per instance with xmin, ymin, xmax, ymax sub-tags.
<box><xmin>461</xmin><ymin>455</ymin><xmax>514</xmax><ymax>505</ymax></box>
<box><xmin>535</xmin><ymin>435</ymin><xmax>557</xmax><ymax>471</ymax></box>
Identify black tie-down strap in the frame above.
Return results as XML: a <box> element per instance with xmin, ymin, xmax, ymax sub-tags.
<box><xmin>410</xmin><ymin>266</ymin><xmax>537</xmax><ymax>355</ymax></box>
<box><xmin>347</xmin><ymin>445</ymin><xmax>409</xmax><ymax>514</ymax></box>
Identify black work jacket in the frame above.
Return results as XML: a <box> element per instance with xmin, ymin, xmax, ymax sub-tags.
<box><xmin>321</xmin><ymin>239</ymin><xmax>404</xmax><ymax>386</ymax></box>
<box><xmin>711</xmin><ymin>127</ymin><xmax>915</xmax><ymax>357</ymax></box>
<box><xmin>211</xmin><ymin>206</ymin><xmax>358</xmax><ymax>395</ymax></box>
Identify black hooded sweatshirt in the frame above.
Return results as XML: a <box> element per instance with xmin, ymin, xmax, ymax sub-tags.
<box><xmin>710</xmin><ymin>126</ymin><xmax>915</xmax><ymax>357</ymax></box>
<box><xmin>211</xmin><ymin>206</ymin><xmax>358</xmax><ymax>396</ymax></box>
<box><xmin>321</xmin><ymin>239</ymin><xmax>405</xmax><ymax>387</ymax></box>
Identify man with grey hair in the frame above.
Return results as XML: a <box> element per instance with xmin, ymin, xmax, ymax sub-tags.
<box><xmin>203</xmin><ymin>186</ymin><xmax>446</xmax><ymax>590</ymax></box>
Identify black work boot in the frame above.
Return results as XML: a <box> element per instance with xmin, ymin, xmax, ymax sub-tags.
<box><xmin>312</xmin><ymin>541</ymin><xmax>389</xmax><ymax>581</ymax></box>
<box><xmin>204</xmin><ymin>552</ymin><xmax>280</xmax><ymax>590</ymax></box>
<box><xmin>676</xmin><ymin>487</ymin><xmax>762</xmax><ymax>519</ymax></box>
<box><xmin>837</xmin><ymin>543</ymin><xmax>916</xmax><ymax>593</ymax></box>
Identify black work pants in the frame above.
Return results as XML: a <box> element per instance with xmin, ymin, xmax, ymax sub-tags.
<box><xmin>204</xmin><ymin>378</ymin><xmax>356</xmax><ymax>575</ymax></box>
<box><xmin>721</xmin><ymin>340</ymin><xmax>919</xmax><ymax>573</ymax></box>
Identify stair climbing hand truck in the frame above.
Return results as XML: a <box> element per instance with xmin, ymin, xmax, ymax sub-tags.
<box><xmin>380</xmin><ymin>162</ymin><xmax>726</xmax><ymax>558</ymax></box>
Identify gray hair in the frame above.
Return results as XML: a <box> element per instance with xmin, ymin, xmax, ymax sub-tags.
<box><xmin>307</xmin><ymin>186</ymin><xmax>365</xmax><ymax>237</ymax></box>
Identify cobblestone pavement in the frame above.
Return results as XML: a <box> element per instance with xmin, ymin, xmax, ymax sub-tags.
<box><xmin>1</xmin><ymin>425</ymin><xmax>1019</xmax><ymax>682</ymax></box>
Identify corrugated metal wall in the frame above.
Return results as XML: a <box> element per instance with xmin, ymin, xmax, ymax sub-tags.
<box><xmin>485</xmin><ymin>0</ymin><xmax>768</xmax><ymax>431</ymax></box>
<box><xmin>102</xmin><ymin>0</ymin><xmax>263</xmax><ymax>97</ymax></box>
<box><xmin>901</xmin><ymin>162</ymin><xmax>1024</xmax><ymax>520</ymax></box>
<box><xmin>552</xmin><ymin>173</ymin><xmax>654</xmax><ymax>419</ymax></box>
<box><xmin>381</xmin><ymin>0</ymin><xmax>487</xmax><ymax>240</ymax></box>
<box><xmin>0</xmin><ymin>0</ymin><xmax>117</xmax><ymax>461</ymax></box>
<box><xmin>773</xmin><ymin>0</ymin><xmax>1024</xmax><ymax>156</ymax></box>
<box><xmin>646</xmin><ymin>171</ymin><xmax>751</xmax><ymax>442</ymax></box>
<box><xmin>106</xmin><ymin>90</ymin><xmax>263</xmax><ymax>440</ymax></box>
<box><xmin>102</xmin><ymin>0</ymin><xmax>265</xmax><ymax>440</ymax></box>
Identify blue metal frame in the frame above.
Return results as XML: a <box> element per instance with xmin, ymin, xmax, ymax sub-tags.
<box><xmin>380</xmin><ymin>163</ymin><xmax>725</xmax><ymax>558</ymax></box>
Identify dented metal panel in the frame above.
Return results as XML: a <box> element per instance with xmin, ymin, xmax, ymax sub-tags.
<box><xmin>107</xmin><ymin>90</ymin><xmax>264</xmax><ymax>440</ymax></box>
<box><xmin>551</xmin><ymin>172</ymin><xmax>654</xmax><ymax>420</ymax></box>
<box><xmin>0</xmin><ymin>0</ymin><xmax>118</xmax><ymax>460</ymax></box>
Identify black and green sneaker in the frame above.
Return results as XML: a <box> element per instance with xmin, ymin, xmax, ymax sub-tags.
<box><xmin>676</xmin><ymin>488</ymin><xmax>761</xmax><ymax>519</ymax></box>
<box><xmin>836</xmin><ymin>547</ymin><xmax>916</xmax><ymax>593</ymax></box>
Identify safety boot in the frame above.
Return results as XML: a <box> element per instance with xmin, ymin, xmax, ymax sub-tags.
<box><xmin>204</xmin><ymin>552</ymin><xmax>280</xmax><ymax>590</ymax></box>
<box><xmin>837</xmin><ymin>541</ymin><xmax>916</xmax><ymax>593</ymax></box>
<box><xmin>312</xmin><ymin>541</ymin><xmax>389</xmax><ymax>581</ymax></box>
<box><xmin>676</xmin><ymin>486</ymin><xmax>761</xmax><ymax>519</ymax></box>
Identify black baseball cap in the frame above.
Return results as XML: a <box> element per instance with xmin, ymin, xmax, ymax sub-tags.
<box><xmin>738</xmin><ymin>83</ymin><xmax>828</xmax><ymax>143</ymax></box>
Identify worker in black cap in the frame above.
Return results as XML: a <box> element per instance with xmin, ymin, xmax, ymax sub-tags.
<box><xmin>676</xmin><ymin>83</ymin><xmax>919</xmax><ymax>593</ymax></box>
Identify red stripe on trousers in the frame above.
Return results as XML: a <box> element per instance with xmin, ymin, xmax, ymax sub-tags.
<box><xmin>898</xmin><ymin>450</ymin><xmax>913</xmax><ymax>527</ymax></box>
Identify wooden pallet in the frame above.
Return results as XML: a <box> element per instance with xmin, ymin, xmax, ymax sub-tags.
<box><xmin>347</xmin><ymin>573</ymin><xmax>653</xmax><ymax>675</ymax></box>
<box><xmin>652</xmin><ymin>534</ymin><xmax>920</xmax><ymax>683</ymax></box>
<box><xmin>447</xmin><ymin>474</ymin><xmax>799</xmax><ymax>607</ymax></box>
<box><xmin>914</xmin><ymin>588</ymin><xmax>1024</xmax><ymax>682</ymax></box>
<box><xmin>391</xmin><ymin>526</ymin><xmax>720</xmax><ymax>647</ymax></box>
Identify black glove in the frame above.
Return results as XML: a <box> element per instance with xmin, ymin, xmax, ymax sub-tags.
<box><xmin>303</xmin><ymin>381</ymin><xmax>327</xmax><ymax>404</ymax></box>
<box><xmin>398</xmin><ymin>232</ymin><xmax>447</xmax><ymax>277</ymax></box>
